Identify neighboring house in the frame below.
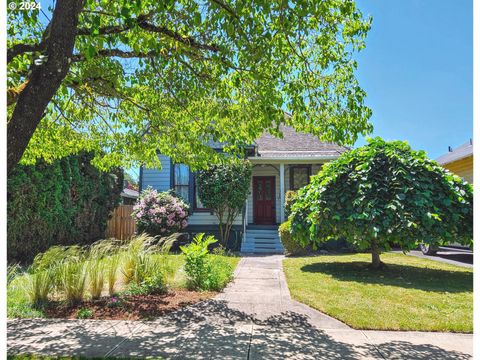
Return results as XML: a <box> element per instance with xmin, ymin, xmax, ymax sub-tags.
<box><xmin>140</xmin><ymin>125</ymin><xmax>347</xmax><ymax>253</ymax></box>
<box><xmin>121</xmin><ymin>187</ymin><xmax>139</xmax><ymax>205</ymax></box>
<box><xmin>436</xmin><ymin>139</ymin><xmax>473</xmax><ymax>184</ymax></box>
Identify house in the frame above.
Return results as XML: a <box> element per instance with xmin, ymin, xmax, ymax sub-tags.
<box><xmin>436</xmin><ymin>139</ymin><xmax>473</xmax><ymax>184</ymax></box>
<box><xmin>139</xmin><ymin>125</ymin><xmax>347</xmax><ymax>253</ymax></box>
<box><xmin>120</xmin><ymin>181</ymin><xmax>139</xmax><ymax>205</ymax></box>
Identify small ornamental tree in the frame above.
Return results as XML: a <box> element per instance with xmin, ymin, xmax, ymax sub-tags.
<box><xmin>197</xmin><ymin>160</ymin><xmax>252</xmax><ymax>246</ymax></box>
<box><xmin>132</xmin><ymin>188</ymin><xmax>189</xmax><ymax>236</ymax></box>
<box><xmin>290</xmin><ymin>137</ymin><xmax>473</xmax><ymax>269</ymax></box>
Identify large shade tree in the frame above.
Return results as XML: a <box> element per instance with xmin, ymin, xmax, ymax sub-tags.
<box><xmin>7</xmin><ymin>0</ymin><xmax>372</xmax><ymax>175</ymax></box>
<box><xmin>290</xmin><ymin>138</ymin><xmax>473</xmax><ymax>269</ymax></box>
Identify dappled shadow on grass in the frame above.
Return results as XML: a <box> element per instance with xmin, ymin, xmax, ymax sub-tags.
<box><xmin>300</xmin><ymin>261</ymin><xmax>473</xmax><ymax>293</ymax></box>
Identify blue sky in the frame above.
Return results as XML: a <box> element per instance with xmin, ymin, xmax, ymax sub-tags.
<box><xmin>353</xmin><ymin>0</ymin><xmax>473</xmax><ymax>159</ymax></box>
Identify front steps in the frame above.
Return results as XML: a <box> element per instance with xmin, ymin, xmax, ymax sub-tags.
<box><xmin>240</xmin><ymin>226</ymin><xmax>284</xmax><ymax>254</ymax></box>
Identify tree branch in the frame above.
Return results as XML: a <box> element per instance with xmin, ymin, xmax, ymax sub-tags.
<box><xmin>137</xmin><ymin>21</ymin><xmax>219</xmax><ymax>52</ymax></box>
<box><xmin>71</xmin><ymin>49</ymin><xmax>159</xmax><ymax>61</ymax></box>
<box><xmin>7</xmin><ymin>43</ymin><xmax>45</xmax><ymax>63</ymax></box>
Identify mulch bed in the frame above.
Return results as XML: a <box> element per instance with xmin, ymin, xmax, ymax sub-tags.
<box><xmin>44</xmin><ymin>289</ymin><xmax>216</xmax><ymax>321</ymax></box>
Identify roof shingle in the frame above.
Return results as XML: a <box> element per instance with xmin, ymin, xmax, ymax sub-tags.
<box><xmin>253</xmin><ymin>125</ymin><xmax>347</xmax><ymax>159</ymax></box>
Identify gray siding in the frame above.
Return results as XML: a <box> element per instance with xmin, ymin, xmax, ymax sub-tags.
<box><xmin>141</xmin><ymin>154</ymin><xmax>171</xmax><ymax>191</ymax></box>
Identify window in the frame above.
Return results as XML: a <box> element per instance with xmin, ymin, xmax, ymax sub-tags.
<box><xmin>173</xmin><ymin>164</ymin><xmax>189</xmax><ymax>201</ymax></box>
<box><xmin>290</xmin><ymin>166</ymin><xmax>311</xmax><ymax>190</ymax></box>
<box><xmin>194</xmin><ymin>176</ymin><xmax>209</xmax><ymax>211</ymax></box>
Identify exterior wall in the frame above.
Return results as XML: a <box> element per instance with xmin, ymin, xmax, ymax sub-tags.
<box><xmin>141</xmin><ymin>154</ymin><xmax>241</xmax><ymax>226</ymax></box>
<box><xmin>141</xmin><ymin>154</ymin><xmax>172</xmax><ymax>191</ymax></box>
<box><xmin>141</xmin><ymin>155</ymin><xmax>330</xmax><ymax>227</ymax></box>
<box><xmin>184</xmin><ymin>225</ymin><xmax>243</xmax><ymax>251</ymax></box>
<box><xmin>442</xmin><ymin>156</ymin><xmax>473</xmax><ymax>184</ymax></box>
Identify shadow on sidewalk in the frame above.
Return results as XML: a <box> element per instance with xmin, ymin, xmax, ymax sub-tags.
<box><xmin>8</xmin><ymin>300</ymin><xmax>472</xmax><ymax>359</ymax></box>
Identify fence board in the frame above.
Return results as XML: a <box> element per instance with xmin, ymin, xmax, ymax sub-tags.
<box><xmin>106</xmin><ymin>205</ymin><xmax>137</xmax><ymax>240</ymax></box>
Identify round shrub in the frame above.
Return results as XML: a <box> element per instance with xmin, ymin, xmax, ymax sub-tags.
<box><xmin>290</xmin><ymin>137</ymin><xmax>473</xmax><ymax>268</ymax></box>
<box><xmin>284</xmin><ymin>190</ymin><xmax>298</xmax><ymax>217</ymax></box>
<box><xmin>132</xmin><ymin>188</ymin><xmax>189</xmax><ymax>236</ymax></box>
<box><xmin>279</xmin><ymin>219</ymin><xmax>308</xmax><ymax>256</ymax></box>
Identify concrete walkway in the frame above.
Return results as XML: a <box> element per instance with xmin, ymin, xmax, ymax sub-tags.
<box><xmin>8</xmin><ymin>255</ymin><xmax>473</xmax><ymax>359</ymax></box>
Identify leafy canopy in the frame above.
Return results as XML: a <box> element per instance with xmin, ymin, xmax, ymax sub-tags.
<box><xmin>8</xmin><ymin>0</ymin><xmax>372</xmax><ymax>171</ymax></box>
<box><xmin>290</xmin><ymin>137</ymin><xmax>473</xmax><ymax>252</ymax></box>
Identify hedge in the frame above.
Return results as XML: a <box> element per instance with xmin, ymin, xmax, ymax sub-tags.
<box><xmin>7</xmin><ymin>152</ymin><xmax>123</xmax><ymax>263</ymax></box>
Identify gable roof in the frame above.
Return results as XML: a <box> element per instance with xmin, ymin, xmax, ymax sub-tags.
<box><xmin>252</xmin><ymin>125</ymin><xmax>348</xmax><ymax>159</ymax></box>
<box><xmin>436</xmin><ymin>140</ymin><xmax>473</xmax><ymax>165</ymax></box>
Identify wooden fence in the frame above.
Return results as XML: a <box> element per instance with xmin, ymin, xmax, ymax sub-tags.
<box><xmin>106</xmin><ymin>205</ymin><xmax>137</xmax><ymax>240</ymax></box>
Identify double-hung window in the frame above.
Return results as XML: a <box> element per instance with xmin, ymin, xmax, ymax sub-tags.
<box><xmin>290</xmin><ymin>165</ymin><xmax>311</xmax><ymax>190</ymax></box>
<box><xmin>173</xmin><ymin>164</ymin><xmax>190</xmax><ymax>201</ymax></box>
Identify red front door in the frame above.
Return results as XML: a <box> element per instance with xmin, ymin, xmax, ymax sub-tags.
<box><xmin>253</xmin><ymin>176</ymin><xmax>276</xmax><ymax>225</ymax></box>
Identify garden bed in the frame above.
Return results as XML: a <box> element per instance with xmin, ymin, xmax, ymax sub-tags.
<box><xmin>44</xmin><ymin>289</ymin><xmax>215</xmax><ymax>321</ymax></box>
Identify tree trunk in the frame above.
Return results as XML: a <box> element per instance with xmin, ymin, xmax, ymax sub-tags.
<box><xmin>7</xmin><ymin>0</ymin><xmax>85</xmax><ymax>175</ymax></box>
<box><xmin>370</xmin><ymin>239</ymin><xmax>384</xmax><ymax>269</ymax></box>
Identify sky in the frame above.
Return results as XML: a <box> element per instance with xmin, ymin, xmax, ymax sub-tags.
<box><xmin>353</xmin><ymin>0</ymin><xmax>473</xmax><ymax>159</ymax></box>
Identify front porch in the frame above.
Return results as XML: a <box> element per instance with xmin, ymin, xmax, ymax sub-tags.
<box><xmin>240</xmin><ymin>161</ymin><xmax>324</xmax><ymax>253</ymax></box>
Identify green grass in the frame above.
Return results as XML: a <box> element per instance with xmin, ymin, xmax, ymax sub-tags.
<box><xmin>283</xmin><ymin>253</ymin><xmax>473</xmax><ymax>332</ymax></box>
<box><xmin>8</xmin><ymin>253</ymin><xmax>240</xmax><ymax>319</ymax></box>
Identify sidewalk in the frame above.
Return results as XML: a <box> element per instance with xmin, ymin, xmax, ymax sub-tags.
<box><xmin>8</xmin><ymin>255</ymin><xmax>473</xmax><ymax>359</ymax></box>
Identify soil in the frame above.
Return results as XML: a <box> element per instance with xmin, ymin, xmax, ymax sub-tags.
<box><xmin>44</xmin><ymin>289</ymin><xmax>216</xmax><ymax>321</ymax></box>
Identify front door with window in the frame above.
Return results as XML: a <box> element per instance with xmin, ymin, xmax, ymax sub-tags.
<box><xmin>253</xmin><ymin>176</ymin><xmax>276</xmax><ymax>224</ymax></box>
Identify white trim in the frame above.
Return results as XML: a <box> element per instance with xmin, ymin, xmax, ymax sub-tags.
<box><xmin>248</xmin><ymin>156</ymin><xmax>338</xmax><ymax>163</ymax></box>
<box><xmin>280</xmin><ymin>163</ymin><xmax>285</xmax><ymax>223</ymax></box>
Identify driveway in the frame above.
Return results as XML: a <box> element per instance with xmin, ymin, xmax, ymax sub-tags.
<box><xmin>393</xmin><ymin>247</ymin><xmax>473</xmax><ymax>268</ymax></box>
<box><xmin>8</xmin><ymin>255</ymin><xmax>473</xmax><ymax>359</ymax></box>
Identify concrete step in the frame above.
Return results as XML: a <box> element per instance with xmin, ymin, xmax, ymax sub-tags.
<box><xmin>242</xmin><ymin>229</ymin><xmax>284</xmax><ymax>253</ymax></box>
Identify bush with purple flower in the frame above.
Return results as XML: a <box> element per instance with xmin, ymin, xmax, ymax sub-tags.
<box><xmin>132</xmin><ymin>188</ymin><xmax>190</xmax><ymax>236</ymax></box>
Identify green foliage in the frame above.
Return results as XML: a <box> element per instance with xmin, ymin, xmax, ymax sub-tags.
<box><xmin>196</xmin><ymin>160</ymin><xmax>252</xmax><ymax>245</ymax></box>
<box><xmin>290</xmin><ymin>138</ymin><xmax>473</xmax><ymax>266</ymax></box>
<box><xmin>21</xmin><ymin>270</ymin><xmax>54</xmax><ymax>306</ymax></box>
<box><xmin>284</xmin><ymin>190</ymin><xmax>298</xmax><ymax>218</ymax></box>
<box><xmin>7</xmin><ymin>152</ymin><xmax>123</xmax><ymax>263</ymax></box>
<box><xmin>279</xmin><ymin>220</ymin><xmax>308</xmax><ymax>256</ymax></box>
<box><xmin>8</xmin><ymin>0</ymin><xmax>372</xmax><ymax>172</ymax></box>
<box><xmin>125</xmin><ymin>273</ymin><xmax>166</xmax><ymax>296</ymax></box>
<box><xmin>105</xmin><ymin>252</ymin><xmax>122</xmax><ymax>296</ymax></box>
<box><xmin>180</xmin><ymin>233</ymin><xmax>233</xmax><ymax>291</ymax></box>
<box><xmin>76</xmin><ymin>308</ymin><xmax>93</xmax><ymax>319</ymax></box>
<box><xmin>57</xmin><ymin>259</ymin><xmax>88</xmax><ymax>305</ymax></box>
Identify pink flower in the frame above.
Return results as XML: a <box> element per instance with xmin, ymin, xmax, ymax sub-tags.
<box><xmin>181</xmin><ymin>220</ymin><xmax>188</xmax><ymax>228</ymax></box>
<box><xmin>167</xmin><ymin>219</ymin><xmax>174</xmax><ymax>227</ymax></box>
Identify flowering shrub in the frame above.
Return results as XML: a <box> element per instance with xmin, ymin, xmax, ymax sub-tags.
<box><xmin>132</xmin><ymin>188</ymin><xmax>190</xmax><ymax>236</ymax></box>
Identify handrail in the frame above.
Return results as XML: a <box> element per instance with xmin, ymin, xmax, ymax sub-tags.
<box><xmin>243</xmin><ymin>198</ymin><xmax>248</xmax><ymax>244</ymax></box>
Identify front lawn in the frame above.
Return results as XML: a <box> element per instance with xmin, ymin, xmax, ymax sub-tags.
<box><xmin>283</xmin><ymin>253</ymin><xmax>473</xmax><ymax>332</ymax></box>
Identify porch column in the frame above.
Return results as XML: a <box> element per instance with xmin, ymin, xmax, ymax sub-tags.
<box><xmin>280</xmin><ymin>163</ymin><xmax>285</xmax><ymax>222</ymax></box>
